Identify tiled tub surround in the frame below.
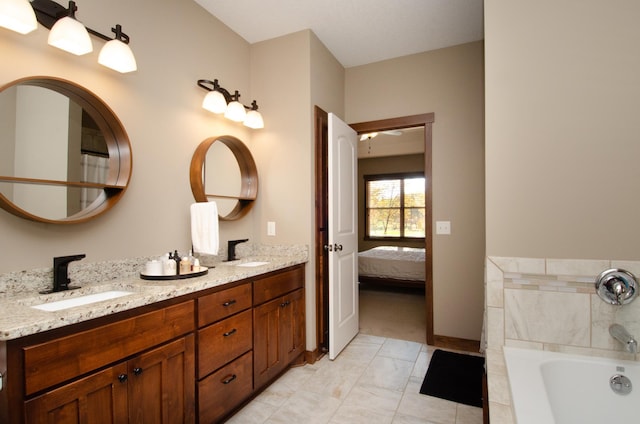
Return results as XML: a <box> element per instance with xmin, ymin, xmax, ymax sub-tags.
<box><xmin>0</xmin><ymin>244</ymin><xmax>307</xmax><ymax>340</ymax></box>
<box><xmin>485</xmin><ymin>257</ymin><xmax>640</xmax><ymax>423</ymax></box>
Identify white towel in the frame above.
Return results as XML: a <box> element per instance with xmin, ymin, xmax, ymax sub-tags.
<box><xmin>190</xmin><ymin>202</ymin><xmax>219</xmax><ymax>255</ymax></box>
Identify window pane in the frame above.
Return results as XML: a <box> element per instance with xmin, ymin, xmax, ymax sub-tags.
<box><xmin>368</xmin><ymin>208</ymin><xmax>400</xmax><ymax>237</ymax></box>
<box><xmin>404</xmin><ymin>207</ymin><xmax>425</xmax><ymax>238</ymax></box>
<box><xmin>404</xmin><ymin>178</ymin><xmax>425</xmax><ymax>207</ymax></box>
<box><xmin>368</xmin><ymin>179</ymin><xmax>401</xmax><ymax>208</ymax></box>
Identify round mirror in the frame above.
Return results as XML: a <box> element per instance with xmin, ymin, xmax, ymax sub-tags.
<box><xmin>0</xmin><ymin>76</ymin><xmax>132</xmax><ymax>224</ymax></box>
<box><xmin>190</xmin><ymin>136</ymin><xmax>257</xmax><ymax>221</ymax></box>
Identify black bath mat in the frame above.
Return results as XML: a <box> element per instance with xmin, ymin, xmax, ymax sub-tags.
<box><xmin>419</xmin><ymin>349</ymin><xmax>485</xmax><ymax>407</ymax></box>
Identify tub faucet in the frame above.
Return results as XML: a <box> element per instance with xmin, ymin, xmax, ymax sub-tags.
<box><xmin>227</xmin><ymin>239</ymin><xmax>248</xmax><ymax>261</ymax></box>
<box><xmin>609</xmin><ymin>324</ymin><xmax>638</xmax><ymax>354</ymax></box>
<box><xmin>52</xmin><ymin>254</ymin><xmax>86</xmax><ymax>292</ymax></box>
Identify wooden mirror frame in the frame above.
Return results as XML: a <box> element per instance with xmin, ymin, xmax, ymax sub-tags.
<box><xmin>0</xmin><ymin>76</ymin><xmax>132</xmax><ymax>224</ymax></box>
<box><xmin>189</xmin><ymin>135</ymin><xmax>258</xmax><ymax>221</ymax></box>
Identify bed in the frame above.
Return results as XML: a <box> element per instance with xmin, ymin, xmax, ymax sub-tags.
<box><xmin>358</xmin><ymin>246</ymin><xmax>426</xmax><ymax>289</ymax></box>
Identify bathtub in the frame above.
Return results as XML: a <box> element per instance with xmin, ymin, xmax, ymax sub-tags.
<box><xmin>503</xmin><ymin>346</ymin><xmax>639</xmax><ymax>424</ymax></box>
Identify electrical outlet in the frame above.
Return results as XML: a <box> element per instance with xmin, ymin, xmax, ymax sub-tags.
<box><xmin>436</xmin><ymin>221</ymin><xmax>451</xmax><ymax>235</ymax></box>
<box><xmin>267</xmin><ymin>221</ymin><xmax>276</xmax><ymax>236</ymax></box>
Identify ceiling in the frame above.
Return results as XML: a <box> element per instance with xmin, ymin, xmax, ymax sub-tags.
<box><xmin>193</xmin><ymin>0</ymin><xmax>484</xmax><ymax>68</ymax></box>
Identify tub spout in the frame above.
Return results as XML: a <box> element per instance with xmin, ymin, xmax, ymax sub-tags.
<box><xmin>609</xmin><ymin>324</ymin><xmax>638</xmax><ymax>354</ymax></box>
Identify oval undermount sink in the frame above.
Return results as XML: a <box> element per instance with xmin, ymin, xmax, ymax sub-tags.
<box><xmin>236</xmin><ymin>261</ymin><xmax>270</xmax><ymax>267</ymax></box>
<box><xmin>31</xmin><ymin>290</ymin><xmax>134</xmax><ymax>312</ymax></box>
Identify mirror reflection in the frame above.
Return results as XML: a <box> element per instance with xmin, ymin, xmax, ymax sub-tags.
<box><xmin>204</xmin><ymin>142</ymin><xmax>241</xmax><ymax>217</ymax></box>
<box><xmin>0</xmin><ymin>85</ymin><xmax>109</xmax><ymax>220</ymax></box>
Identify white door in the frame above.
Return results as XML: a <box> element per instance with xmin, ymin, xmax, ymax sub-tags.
<box><xmin>328</xmin><ymin>113</ymin><xmax>359</xmax><ymax>360</ymax></box>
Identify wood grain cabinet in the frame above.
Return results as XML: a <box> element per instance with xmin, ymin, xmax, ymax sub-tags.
<box><xmin>8</xmin><ymin>301</ymin><xmax>195</xmax><ymax>424</ymax></box>
<box><xmin>253</xmin><ymin>266</ymin><xmax>305</xmax><ymax>388</ymax></box>
<box><xmin>0</xmin><ymin>264</ymin><xmax>306</xmax><ymax>424</ymax></box>
<box><xmin>197</xmin><ymin>283</ymin><xmax>254</xmax><ymax>423</ymax></box>
<box><xmin>25</xmin><ymin>336</ymin><xmax>195</xmax><ymax>424</ymax></box>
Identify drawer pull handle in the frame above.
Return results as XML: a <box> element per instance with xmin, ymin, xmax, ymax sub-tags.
<box><xmin>118</xmin><ymin>374</ymin><xmax>128</xmax><ymax>383</ymax></box>
<box><xmin>280</xmin><ymin>300</ymin><xmax>291</xmax><ymax>308</ymax></box>
<box><xmin>222</xmin><ymin>299</ymin><xmax>237</xmax><ymax>307</ymax></box>
<box><xmin>222</xmin><ymin>374</ymin><xmax>237</xmax><ymax>384</ymax></box>
<box><xmin>223</xmin><ymin>328</ymin><xmax>237</xmax><ymax>337</ymax></box>
<box><xmin>133</xmin><ymin>367</ymin><xmax>143</xmax><ymax>375</ymax></box>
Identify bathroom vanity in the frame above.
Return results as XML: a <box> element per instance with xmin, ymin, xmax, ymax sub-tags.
<box><xmin>0</xmin><ymin>257</ymin><xmax>306</xmax><ymax>423</ymax></box>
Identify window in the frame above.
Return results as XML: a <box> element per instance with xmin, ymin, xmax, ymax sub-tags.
<box><xmin>365</xmin><ymin>173</ymin><xmax>425</xmax><ymax>239</ymax></box>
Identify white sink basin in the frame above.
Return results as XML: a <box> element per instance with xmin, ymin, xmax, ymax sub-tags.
<box><xmin>236</xmin><ymin>261</ymin><xmax>270</xmax><ymax>267</ymax></box>
<box><xmin>31</xmin><ymin>290</ymin><xmax>134</xmax><ymax>312</ymax></box>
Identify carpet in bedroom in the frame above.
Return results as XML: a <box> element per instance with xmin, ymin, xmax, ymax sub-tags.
<box><xmin>358</xmin><ymin>288</ymin><xmax>426</xmax><ymax>343</ymax></box>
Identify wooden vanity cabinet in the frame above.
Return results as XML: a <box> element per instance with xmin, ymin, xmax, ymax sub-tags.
<box><xmin>8</xmin><ymin>300</ymin><xmax>196</xmax><ymax>424</ymax></box>
<box><xmin>25</xmin><ymin>335</ymin><xmax>194</xmax><ymax>424</ymax></box>
<box><xmin>1</xmin><ymin>264</ymin><xmax>306</xmax><ymax>424</ymax></box>
<box><xmin>253</xmin><ymin>266</ymin><xmax>305</xmax><ymax>388</ymax></box>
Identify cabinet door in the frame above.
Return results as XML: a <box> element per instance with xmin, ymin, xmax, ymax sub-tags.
<box><xmin>253</xmin><ymin>297</ymin><xmax>285</xmax><ymax>388</ymax></box>
<box><xmin>282</xmin><ymin>288</ymin><xmax>305</xmax><ymax>364</ymax></box>
<box><xmin>25</xmin><ymin>363</ymin><xmax>128</xmax><ymax>424</ymax></box>
<box><xmin>128</xmin><ymin>335</ymin><xmax>195</xmax><ymax>424</ymax></box>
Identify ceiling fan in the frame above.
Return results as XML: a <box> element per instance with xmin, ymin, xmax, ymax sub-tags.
<box><xmin>359</xmin><ymin>130</ymin><xmax>402</xmax><ymax>141</ymax></box>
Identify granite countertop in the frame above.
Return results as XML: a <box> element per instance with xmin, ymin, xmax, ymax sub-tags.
<box><xmin>0</xmin><ymin>254</ymin><xmax>307</xmax><ymax>341</ymax></box>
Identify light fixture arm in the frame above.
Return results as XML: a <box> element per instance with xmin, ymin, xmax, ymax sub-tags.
<box><xmin>196</xmin><ymin>79</ymin><xmax>259</xmax><ymax>111</ymax></box>
<box><xmin>31</xmin><ymin>0</ymin><xmax>130</xmax><ymax>43</ymax></box>
<box><xmin>197</xmin><ymin>79</ymin><xmax>233</xmax><ymax>103</ymax></box>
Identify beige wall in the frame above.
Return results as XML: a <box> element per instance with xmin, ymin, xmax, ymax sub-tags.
<box><xmin>485</xmin><ymin>0</ymin><xmax>640</xmax><ymax>259</ymax></box>
<box><xmin>249</xmin><ymin>30</ymin><xmax>344</xmax><ymax>351</ymax></box>
<box><xmin>0</xmin><ymin>0</ymin><xmax>258</xmax><ymax>273</ymax></box>
<box><xmin>346</xmin><ymin>42</ymin><xmax>486</xmax><ymax>341</ymax></box>
<box><xmin>485</xmin><ymin>2</ymin><xmax>640</xmax><ymax>421</ymax></box>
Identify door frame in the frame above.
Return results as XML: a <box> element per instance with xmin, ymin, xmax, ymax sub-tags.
<box><xmin>314</xmin><ymin>108</ymin><xmax>435</xmax><ymax>353</ymax></box>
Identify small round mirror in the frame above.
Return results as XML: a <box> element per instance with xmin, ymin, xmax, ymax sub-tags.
<box><xmin>189</xmin><ymin>135</ymin><xmax>258</xmax><ymax>221</ymax></box>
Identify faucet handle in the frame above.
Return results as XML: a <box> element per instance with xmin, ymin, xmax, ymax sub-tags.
<box><xmin>596</xmin><ymin>269</ymin><xmax>638</xmax><ymax>305</ymax></box>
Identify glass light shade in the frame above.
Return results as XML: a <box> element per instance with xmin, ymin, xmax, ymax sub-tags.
<box><xmin>98</xmin><ymin>39</ymin><xmax>137</xmax><ymax>73</ymax></box>
<box><xmin>224</xmin><ymin>100</ymin><xmax>247</xmax><ymax>122</ymax></box>
<box><xmin>48</xmin><ymin>16</ymin><xmax>93</xmax><ymax>55</ymax></box>
<box><xmin>243</xmin><ymin>110</ymin><xmax>264</xmax><ymax>129</ymax></box>
<box><xmin>202</xmin><ymin>90</ymin><xmax>227</xmax><ymax>114</ymax></box>
<box><xmin>0</xmin><ymin>0</ymin><xmax>37</xmax><ymax>34</ymax></box>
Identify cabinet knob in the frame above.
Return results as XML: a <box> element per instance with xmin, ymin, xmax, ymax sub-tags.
<box><xmin>118</xmin><ymin>374</ymin><xmax>128</xmax><ymax>383</ymax></box>
<box><xmin>133</xmin><ymin>367</ymin><xmax>143</xmax><ymax>375</ymax></box>
<box><xmin>222</xmin><ymin>299</ymin><xmax>237</xmax><ymax>307</ymax></box>
<box><xmin>280</xmin><ymin>300</ymin><xmax>291</xmax><ymax>308</ymax></box>
<box><xmin>221</xmin><ymin>374</ymin><xmax>237</xmax><ymax>385</ymax></box>
<box><xmin>223</xmin><ymin>328</ymin><xmax>237</xmax><ymax>337</ymax></box>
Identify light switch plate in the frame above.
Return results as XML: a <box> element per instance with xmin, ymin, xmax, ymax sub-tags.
<box><xmin>267</xmin><ymin>221</ymin><xmax>276</xmax><ymax>236</ymax></box>
<box><xmin>436</xmin><ymin>221</ymin><xmax>451</xmax><ymax>235</ymax></box>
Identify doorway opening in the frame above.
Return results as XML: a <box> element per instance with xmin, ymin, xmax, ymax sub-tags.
<box><xmin>314</xmin><ymin>107</ymin><xmax>434</xmax><ymax>356</ymax></box>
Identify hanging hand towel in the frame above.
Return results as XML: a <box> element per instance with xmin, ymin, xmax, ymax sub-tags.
<box><xmin>190</xmin><ymin>202</ymin><xmax>219</xmax><ymax>255</ymax></box>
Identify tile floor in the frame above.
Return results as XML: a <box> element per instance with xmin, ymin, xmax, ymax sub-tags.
<box><xmin>227</xmin><ymin>334</ymin><xmax>483</xmax><ymax>424</ymax></box>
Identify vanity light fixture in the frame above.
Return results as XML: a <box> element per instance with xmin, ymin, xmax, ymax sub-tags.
<box><xmin>47</xmin><ymin>1</ymin><xmax>92</xmax><ymax>55</ymax></box>
<box><xmin>2</xmin><ymin>0</ymin><xmax>137</xmax><ymax>73</ymax></box>
<box><xmin>197</xmin><ymin>79</ymin><xmax>264</xmax><ymax>129</ymax></box>
<box><xmin>0</xmin><ymin>0</ymin><xmax>38</xmax><ymax>34</ymax></box>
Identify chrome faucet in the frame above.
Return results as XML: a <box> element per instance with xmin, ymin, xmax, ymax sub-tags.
<box><xmin>609</xmin><ymin>324</ymin><xmax>638</xmax><ymax>354</ymax></box>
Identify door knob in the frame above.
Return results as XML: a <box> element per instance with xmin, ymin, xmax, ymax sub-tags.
<box><xmin>118</xmin><ymin>374</ymin><xmax>128</xmax><ymax>383</ymax></box>
<box><xmin>324</xmin><ymin>244</ymin><xmax>333</xmax><ymax>251</ymax></box>
<box><xmin>334</xmin><ymin>243</ymin><xmax>343</xmax><ymax>251</ymax></box>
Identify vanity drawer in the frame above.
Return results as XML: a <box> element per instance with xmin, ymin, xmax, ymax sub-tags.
<box><xmin>253</xmin><ymin>266</ymin><xmax>304</xmax><ymax>305</ymax></box>
<box><xmin>198</xmin><ymin>309</ymin><xmax>252</xmax><ymax>377</ymax></box>
<box><xmin>23</xmin><ymin>300</ymin><xmax>195</xmax><ymax>395</ymax></box>
<box><xmin>198</xmin><ymin>283</ymin><xmax>252</xmax><ymax>327</ymax></box>
<box><xmin>198</xmin><ymin>350</ymin><xmax>253</xmax><ymax>424</ymax></box>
